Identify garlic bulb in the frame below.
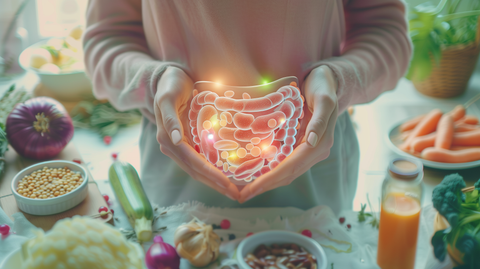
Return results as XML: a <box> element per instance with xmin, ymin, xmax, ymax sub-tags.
<box><xmin>173</xmin><ymin>219</ymin><xmax>221</xmax><ymax>267</ymax></box>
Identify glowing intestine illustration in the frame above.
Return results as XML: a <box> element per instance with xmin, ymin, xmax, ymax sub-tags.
<box><xmin>188</xmin><ymin>77</ymin><xmax>304</xmax><ymax>185</ymax></box>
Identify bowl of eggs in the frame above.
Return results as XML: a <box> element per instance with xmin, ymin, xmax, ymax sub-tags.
<box><xmin>18</xmin><ymin>26</ymin><xmax>92</xmax><ymax>101</ymax></box>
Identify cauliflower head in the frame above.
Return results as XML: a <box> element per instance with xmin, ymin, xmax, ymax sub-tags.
<box><xmin>21</xmin><ymin>216</ymin><xmax>143</xmax><ymax>269</ymax></box>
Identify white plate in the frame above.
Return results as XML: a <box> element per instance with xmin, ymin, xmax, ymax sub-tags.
<box><xmin>1</xmin><ymin>249</ymin><xmax>22</xmax><ymax>269</ymax></box>
<box><xmin>386</xmin><ymin>122</ymin><xmax>480</xmax><ymax>170</ymax></box>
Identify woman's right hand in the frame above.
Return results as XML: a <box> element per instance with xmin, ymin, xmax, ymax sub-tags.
<box><xmin>154</xmin><ymin>66</ymin><xmax>240</xmax><ymax>200</ymax></box>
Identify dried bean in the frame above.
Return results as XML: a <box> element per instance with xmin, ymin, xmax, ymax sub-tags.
<box><xmin>265</xmin><ymin>255</ymin><xmax>276</xmax><ymax>261</ymax></box>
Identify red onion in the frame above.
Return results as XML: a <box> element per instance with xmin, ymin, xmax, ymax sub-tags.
<box><xmin>146</xmin><ymin>236</ymin><xmax>180</xmax><ymax>269</ymax></box>
<box><xmin>6</xmin><ymin>97</ymin><xmax>74</xmax><ymax>160</ymax></box>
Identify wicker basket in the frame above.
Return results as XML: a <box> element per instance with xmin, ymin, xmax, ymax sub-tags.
<box><xmin>413</xmin><ymin>18</ymin><xmax>480</xmax><ymax>98</ymax></box>
<box><xmin>432</xmin><ymin>186</ymin><xmax>477</xmax><ymax>266</ymax></box>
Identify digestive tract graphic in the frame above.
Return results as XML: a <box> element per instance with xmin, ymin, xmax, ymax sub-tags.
<box><xmin>188</xmin><ymin>78</ymin><xmax>304</xmax><ymax>184</ymax></box>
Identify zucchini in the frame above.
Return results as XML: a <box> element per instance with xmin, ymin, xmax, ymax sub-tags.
<box><xmin>109</xmin><ymin>161</ymin><xmax>153</xmax><ymax>242</ymax></box>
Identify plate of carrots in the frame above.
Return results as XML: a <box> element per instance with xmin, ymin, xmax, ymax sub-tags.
<box><xmin>387</xmin><ymin>105</ymin><xmax>480</xmax><ymax>170</ymax></box>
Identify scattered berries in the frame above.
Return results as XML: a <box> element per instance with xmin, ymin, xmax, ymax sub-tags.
<box><xmin>339</xmin><ymin>217</ymin><xmax>345</xmax><ymax>224</ymax></box>
<box><xmin>246</xmin><ymin>232</ymin><xmax>254</xmax><ymax>237</ymax></box>
<box><xmin>111</xmin><ymin>152</ymin><xmax>118</xmax><ymax>160</ymax></box>
<box><xmin>347</xmin><ymin>224</ymin><xmax>352</xmax><ymax>229</ymax></box>
<box><xmin>72</xmin><ymin>159</ymin><xmax>82</xmax><ymax>164</ymax></box>
<box><xmin>220</xmin><ymin>219</ymin><xmax>231</xmax><ymax>229</ymax></box>
<box><xmin>103</xmin><ymin>136</ymin><xmax>112</xmax><ymax>145</ymax></box>
<box><xmin>110</xmin><ymin>209</ymin><xmax>114</xmax><ymax>214</ymax></box>
<box><xmin>301</xmin><ymin>229</ymin><xmax>312</xmax><ymax>238</ymax></box>
<box><xmin>98</xmin><ymin>206</ymin><xmax>109</xmax><ymax>213</ymax></box>
<box><xmin>0</xmin><ymin>224</ymin><xmax>10</xmax><ymax>235</ymax></box>
<box><xmin>103</xmin><ymin>194</ymin><xmax>109</xmax><ymax>202</ymax></box>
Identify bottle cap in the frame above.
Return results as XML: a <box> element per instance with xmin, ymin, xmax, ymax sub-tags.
<box><xmin>388</xmin><ymin>158</ymin><xmax>423</xmax><ymax>180</ymax></box>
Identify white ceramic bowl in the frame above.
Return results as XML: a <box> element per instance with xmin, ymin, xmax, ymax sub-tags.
<box><xmin>237</xmin><ymin>230</ymin><xmax>328</xmax><ymax>269</ymax></box>
<box><xmin>11</xmin><ymin>160</ymin><xmax>88</xmax><ymax>215</ymax></box>
<box><xmin>18</xmin><ymin>39</ymin><xmax>92</xmax><ymax>101</ymax></box>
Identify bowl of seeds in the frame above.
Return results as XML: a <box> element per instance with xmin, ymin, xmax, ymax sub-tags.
<box><xmin>10</xmin><ymin>160</ymin><xmax>88</xmax><ymax>215</ymax></box>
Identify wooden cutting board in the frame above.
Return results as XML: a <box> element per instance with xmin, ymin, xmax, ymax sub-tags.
<box><xmin>0</xmin><ymin>142</ymin><xmax>112</xmax><ymax>231</ymax></box>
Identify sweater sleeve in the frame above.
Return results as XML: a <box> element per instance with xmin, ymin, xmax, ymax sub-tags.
<box><xmin>312</xmin><ymin>0</ymin><xmax>412</xmax><ymax>113</ymax></box>
<box><xmin>83</xmin><ymin>0</ymin><xmax>181</xmax><ymax>122</ymax></box>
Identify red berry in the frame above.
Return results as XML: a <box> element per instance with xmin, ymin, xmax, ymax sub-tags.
<box><xmin>246</xmin><ymin>232</ymin><xmax>254</xmax><ymax>237</ymax></box>
<box><xmin>111</xmin><ymin>152</ymin><xmax>118</xmax><ymax>160</ymax></box>
<box><xmin>103</xmin><ymin>136</ymin><xmax>112</xmax><ymax>145</ymax></box>
<box><xmin>98</xmin><ymin>206</ymin><xmax>109</xmax><ymax>213</ymax></box>
<box><xmin>301</xmin><ymin>229</ymin><xmax>312</xmax><ymax>238</ymax></box>
<box><xmin>339</xmin><ymin>217</ymin><xmax>345</xmax><ymax>224</ymax></box>
<box><xmin>347</xmin><ymin>224</ymin><xmax>352</xmax><ymax>229</ymax></box>
<box><xmin>103</xmin><ymin>194</ymin><xmax>109</xmax><ymax>202</ymax></box>
<box><xmin>0</xmin><ymin>224</ymin><xmax>10</xmax><ymax>235</ymax></box>
<box><xmin>220</xmin><ymin>219</ymin><xmax>231</xmax><ymax>229</ymax></box>
<box><xmin>72</xmin><ymin>159</ymin><xmax>82</xmax><ymax>164</ymax></box>
<box><xmin>110</xmin><ymin>209</ymin><xmax>114</xmax><ymax>214</ymax></box>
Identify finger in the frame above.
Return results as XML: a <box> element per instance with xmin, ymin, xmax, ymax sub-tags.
<box><xmin>239</xmin><ymin>144</ymin><xmax>314</xmax><ymax>203</ymax></box>
<box><xmin>305</xmin><ymin>93</ymin><xmax>336</xmax><ymax>148</ymax></box>
<box><xmin>159</xmin><ymin>99</ymin><xmax>184</xmax><ymax>145</ymax></box>
<box><xmin>240</xmin><ymin>108</ymin><xmax>337</xmax><ymax>203</ymax></box>
<box><xmin>161</xmin><ymin>147</ymin><xmax>240</xmax><ymax>200</ymax></box>
<box><xmin>156</xmin><ymin>122</ymin><xmax>234</xmax><ymax>190</ymax></box>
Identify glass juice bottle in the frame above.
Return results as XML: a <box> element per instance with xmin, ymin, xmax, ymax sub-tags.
<box><xmin>377</xmin><ymin>158</ymin><xmax>423</xmax><ymax>269</ymax></box>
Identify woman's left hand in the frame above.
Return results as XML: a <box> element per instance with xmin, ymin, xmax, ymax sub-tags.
<box><xmin>239</xmin><ymin>65</ymin><xmax>339</xmax><ymax>203</ymax></box>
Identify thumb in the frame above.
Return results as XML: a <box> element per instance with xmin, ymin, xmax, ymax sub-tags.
<box><xmin>158</xmin><ymin>98</ymin><xmax>184</xmax><ymax>145</ymax></box>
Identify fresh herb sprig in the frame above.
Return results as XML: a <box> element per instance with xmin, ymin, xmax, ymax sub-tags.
<box><xmin>0</xmin><ymin>123</ymin><xmax>8</xmax><ymax>177</ymax></box>
<box><xmin>357</xmin><ymin>194</ymin><xmax>380</xmax><ymax>229</ymax></box>
<box><xmin>71</xmin><ymin>100</ymin><xmax>142</xmax><ymax>138</ymax></box>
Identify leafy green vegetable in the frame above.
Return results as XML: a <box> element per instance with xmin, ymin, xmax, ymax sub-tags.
<box><xmin>407</xmin><ymin>0</ymin><xmax>480</xmax><ymax>81</ymax></box>
<box><xmin>0</xmin><ymin>123</ymin><xmax>8</xmax><ymax>177</ymax></box>
<box><xmin>0</xmin><ymin>84</ymin><xmax>30</xmax><ymax>126</ymax></box>
<box><xmin>431</xmin><ymin>174</ymin><xmax>480</xmax><ymax>268</ymax></box>
<box><xmin>71</xmin><ymin>100</ymin><xmax>142</xmax><ymax>138</ymax></box>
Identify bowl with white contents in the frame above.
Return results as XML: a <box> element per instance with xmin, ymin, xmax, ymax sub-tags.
<box><xmin>11</xmin><ymin>160</ymin><xmax>88</xmax><ymax>215</ymax></box>
<box><xmin>18</xmin><ymin>26</ymin><xmax>93</xmax><ymax>101</ymax></box>
<box><xmin>237</xmin><ymin>230</ymin><xmax>327</xmax><ymax>269</ymax></box>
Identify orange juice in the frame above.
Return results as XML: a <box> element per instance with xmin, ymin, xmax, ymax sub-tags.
<box><xmin>377</xmin><ymin>192</ymin><xmax>421</xmax><ymax>269</ymax></box>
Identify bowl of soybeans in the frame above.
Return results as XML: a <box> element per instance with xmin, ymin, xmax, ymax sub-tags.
<box><xmin>11</xmin><ymin>160</ymin><xmax>88</xmax><ymax>215</ymax></box>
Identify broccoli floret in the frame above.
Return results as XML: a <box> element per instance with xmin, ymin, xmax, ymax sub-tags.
<box><xmin>432</xmin><ymin>173</ymin><xmax>466</xmax><ymax>226</ymax></box>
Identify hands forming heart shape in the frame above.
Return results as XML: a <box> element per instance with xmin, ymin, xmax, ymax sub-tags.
<box><xmin>154</xmin><ymin>66</ymin><xmax>338</xmax><ymax>202</ymax></box>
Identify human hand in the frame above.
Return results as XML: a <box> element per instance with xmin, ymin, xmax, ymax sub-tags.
<box><xmin>239</xmin><ymin>65</ymin><xmax>339</xmax><ymax>203</ymax></box>
<box><xmin>154</xmin><ymin>66</ymin><xmax>239</xmax><ymax>200</ymax></box>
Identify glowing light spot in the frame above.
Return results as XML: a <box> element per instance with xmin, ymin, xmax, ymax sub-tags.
<box><xmin>210</xmin><ymin>115</ymin><xmax>219</xmax><ymax>126</ymax></box>
<box><xmin>280</xmin><ymin>119</ymin><xmax>285</xmax><ymax>124</ymax></box>
<box><xmin>208</xmin><ymin>134</ymin><xmax>214</xmax><ymax>140</ymax></box>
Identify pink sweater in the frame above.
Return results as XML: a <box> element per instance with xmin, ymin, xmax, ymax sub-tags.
<box><xmin>84</xmin><ymin>0</ymin><xmax>411</xmax><ymax>122</ymax></box>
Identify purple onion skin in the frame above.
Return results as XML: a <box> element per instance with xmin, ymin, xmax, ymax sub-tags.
<box><xmin>6</xmin><ymin>97</ymin><xmax>74</xmax><ymax>160</ymax></box>
<box><xmin>146</xmin><ymin>236</ymin><xmax>180</xmax><ymax>269</ymax></box>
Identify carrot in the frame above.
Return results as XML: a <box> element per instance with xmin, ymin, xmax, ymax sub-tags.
<box><xmin>399</xmin><ymin>114</ymin><xmax>425</xmax><ymax>132</ymax></box>
<box><xmin>421</xmin><ymin>147</ymin><xmax>480</xmax><ymax>163</ymax></box>
<box><xmin>410</xmin><ymin>132</ymin><xmax>436</xmax><ymax>153</ymax></box>
<box><xmin>448</xmin><ymin>105</ymin><xmax>466</xmax><ymax>121</ymax></box>
<box><xmin>435</xmin><ymin>114</ymin><xmax>454</xmax><ymax>149</ymax></box>
<box><xmin>454</xmin><ymin>123</ymin><xmax>479</xmax><ymax>132</ymax></box>
<box><xmin>452</xmin><ymin>129</ymin><xmax>480</xmax><ymax>146</ymax></box>
<box><xmin>400</xmin><ymin>109</ymin><xmax>443</xmax><ymax>151</ymax></box>
<box><xmin>458</xmin><ymin>115</ymin><xmax>479</xmax><ymax>125</ymax></box>
<box><xmin>451</xmin><ymin>146</ymin><xmax>480</xmax><ymax>151</ymax></box>
<box><xmin>400</xmin><ymin>130</ymin><xmax>412</xmax><ymax>141</ymax></box>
